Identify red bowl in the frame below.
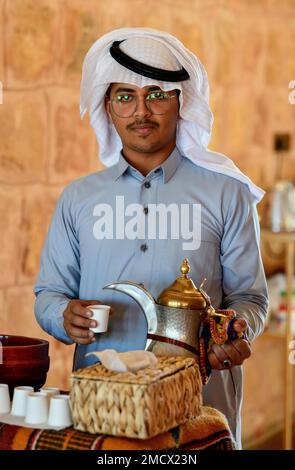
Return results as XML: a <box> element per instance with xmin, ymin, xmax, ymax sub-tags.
<box><xmin>0</xmin><ymin>334</ymin><xmax>50</xmax><ymax>398</ymax></box>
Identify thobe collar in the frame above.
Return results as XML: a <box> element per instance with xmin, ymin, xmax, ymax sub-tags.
<box><xmin>114</xmin><ymin>146</ymin><xmax>183</xmax><ymax>184</ymax></box>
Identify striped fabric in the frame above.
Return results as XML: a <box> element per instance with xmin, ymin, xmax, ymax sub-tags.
<box><xmin>0</xmin><ymin>406</ymin><xmax>235</xmax><ymax>451</ymax></box>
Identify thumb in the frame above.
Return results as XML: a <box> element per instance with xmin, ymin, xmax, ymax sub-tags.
<box><xmin>80</xmin><ymin>300</ymin><xmax>102</xmax><ymax>306</ymax></box>
<box><xmin>80</xmin><ymin>300</ymin><xmax>114</xmax><ymax>315</ymax></box>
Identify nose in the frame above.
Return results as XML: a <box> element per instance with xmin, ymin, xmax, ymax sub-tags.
<box><xmin>133</xmin><ymin>95</ymin><xmax>152</xmax><ymax>118</ymax></box>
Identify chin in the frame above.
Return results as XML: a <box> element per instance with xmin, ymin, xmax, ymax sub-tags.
<box><xmin>129</xmin><ymin>141</ymin><xmax>162</xmax><ymax>154</ymax></box>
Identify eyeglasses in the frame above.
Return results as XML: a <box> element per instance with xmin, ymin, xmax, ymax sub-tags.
<box><xmin>109</xmin><ymin>91</ymin><xmax>177</xmax><ymax>118</ymax></box>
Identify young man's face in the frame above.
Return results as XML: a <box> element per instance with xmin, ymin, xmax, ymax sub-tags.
<box><xmin>105</xmin><ymin>83</ymin><xmax>179</xmax><ymax>155</ymax></box>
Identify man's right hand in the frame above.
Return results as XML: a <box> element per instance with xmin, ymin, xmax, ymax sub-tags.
<box><xmin>63</xmin><ymin>299</ymin><xmax>103</xmax><ymax>344</ymax></box>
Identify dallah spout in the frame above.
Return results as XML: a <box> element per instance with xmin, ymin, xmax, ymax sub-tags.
<box><xmin>102</xmin><ymin>281</ymin><xmax>158</xmax><ymax>350</ymax></box>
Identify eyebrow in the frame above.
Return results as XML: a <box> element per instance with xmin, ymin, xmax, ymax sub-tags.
<box><xmin>113</xmin><ymin>86</ymin><xmax>162</xmax><ymax>94</ymax></box>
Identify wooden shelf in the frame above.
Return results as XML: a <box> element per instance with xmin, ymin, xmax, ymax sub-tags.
<box><xmin>261</xmin><ymin>229</ymin><xmax>295</xmax><ymax>450</ymax></box>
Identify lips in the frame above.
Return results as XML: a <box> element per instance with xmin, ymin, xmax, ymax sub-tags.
<box><xmin>131</xmin><ymin>125</ymin><xmax>156</xmax><ymax>136</ymax></box>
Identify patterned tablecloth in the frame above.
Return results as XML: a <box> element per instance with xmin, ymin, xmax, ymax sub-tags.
<box><xmin>0</xmin><ymin>406</ymin><xmax>236</xmax><ymax>450</ymax></box>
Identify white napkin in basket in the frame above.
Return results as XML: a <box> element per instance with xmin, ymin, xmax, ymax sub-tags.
<box><xmin>85</xmin><ymin>349</ymin><xmax>157</xmax><ymax>372</ymax></box>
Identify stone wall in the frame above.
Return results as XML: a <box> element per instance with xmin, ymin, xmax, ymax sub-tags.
<box><xmin>0</xmin><ymin>0</ymin><xmax>294</xmax><ymax>445</ymax></box>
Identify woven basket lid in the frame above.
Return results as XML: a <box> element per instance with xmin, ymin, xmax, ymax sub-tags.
<box><xmin>71</xmin><ymin>356</ymin><xmax>198</xmax><ymax>385</ymax></box>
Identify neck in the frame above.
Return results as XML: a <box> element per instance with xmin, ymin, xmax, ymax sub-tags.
<box><xmin>122</xmin><ymin>141</ymin><xmax>176</xmax><ymax>176</ymax></box>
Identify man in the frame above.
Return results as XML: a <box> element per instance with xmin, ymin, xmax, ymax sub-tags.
<box><xmin>34</xmin><ymin>28</ymin><xmax>268</xmax><ymax>448</ymax></box>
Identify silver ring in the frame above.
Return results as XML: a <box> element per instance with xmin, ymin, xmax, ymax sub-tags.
<box><xmin>223</xmin><ymin>359</ymin><xmax>232</xmax><ymax>368</ymax></box>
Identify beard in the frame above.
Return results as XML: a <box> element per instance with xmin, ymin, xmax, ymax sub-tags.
<box><xmin>127</xmin><ymin>139</ymin><xmax>162</xmax><ymax>154</ymax></box>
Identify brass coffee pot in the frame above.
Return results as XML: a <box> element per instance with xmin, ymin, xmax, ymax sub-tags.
<box><xmin>103</xmin><ymin>258</ymin><xmax>222</xmax><ymax>359</ymax></box>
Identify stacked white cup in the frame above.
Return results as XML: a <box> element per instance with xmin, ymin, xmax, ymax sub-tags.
<box><xmin>25</xmin><ymin>392</ymin><xmax>49</xmax><ymax>425</ymax></box>
<box><xmin>0</xmin><ymin>385</ymin><xmax>72</xmax><ymax>428</ymax></box>
<box><xmin>11</xmin><ymin>386</ymin><xmax>34</xmax><ymax>416</ymax></box>
<box><xmin>48</xmin><ymin>395</ymin><xmax>72</xmax><ymax>427</ymax></box>
<box><xmin>0</xmin><ymin>384</ymin><xmax>11</xmax><ymax>414</ymax></box>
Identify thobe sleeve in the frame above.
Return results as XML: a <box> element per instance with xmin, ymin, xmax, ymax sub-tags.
<box><xmin>34</xmin><ymin>186</ymin><xmax>80</xmax><ymax>344</ymax></box>
<box><xmin>220</xmin><ymin>184</ymin><xmax>269</xmax><ymax>342</ymax></box>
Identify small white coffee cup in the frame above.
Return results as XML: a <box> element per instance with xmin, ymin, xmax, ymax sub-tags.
<box><xmin>11</xmin><ymin>386</ymin><xmax>34</xmax><ymax>416</ymax></box>
<box><xmin>24</xmin><ymin>392</ymin><xmax>49</xmax><ymax>425</ymax></box>
<box><xmin>48</xmin><ymin>395</ymin><xmax>72</xmax><ymax>427</ymax></box>
<box><xmin>87</xmin><ymin>305</ymin><xmax>111</xmax><ymax>333</ymax></box>
<box><xmin>0</xmin><ymin>384</ymin><xmax>11</xmax><ymax>414</ymax></box>
<box><xmin>39</xmin><ymin>387</ymin><xmax>60</xmax><ymax>396</ymax></box>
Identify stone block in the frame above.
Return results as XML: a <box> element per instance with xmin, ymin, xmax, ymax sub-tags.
<box><xmin>18</xmin><ymin>186</ymin><xmax>45</xmax><ymax>284</ymax></box>
<box><xmin>0</xmin><ymin>289</ymin><xmax>4</xmax><ymax>325</ymax></box>
<box><xmin>172</xmin><ymin>17</ymin><xmax>205</xmax><ymax>64</ymax></box>
<box><xmin>265</xmin><ymin>25</ymin><xmax>289</xmax><ymax>87</ymax></box>
<box><xmin>98</xmin><ymin>0</ymin><xmax>147</xmax><ymax>33</ymax></box>
<box><xmin>236</xmin><ymin>21</ymin><xmax>264</xmax><ymax>88</ymax></box>
<box><xmin>17</xmin><ymin>184</ymin><xmax>68</xmax><ymax>286</ymax></box>
<box><xmin>251</xmin><ymin>95</ymin><xmax>270</xmax><ymax>151</ymax></box>
<box><xmin>43</xmin><ymin>185</ymin><xmax>66</xmax><ymax>232</ymax></box>
<box><xmin>5</xmin><ymin>0</ymin><xmax>61</xmax><ymax>86</ymax></box>
<box><xmin>271</xmin><ymin>90</ymin><xmax>294</xmax><ymax>134</ymax></box>
<box><xmin>44</xmin><ymin>339</ymin><xmax>75</xmax><ymax>390</ymax></box>
<box><xmin>0</xmin><ymin>91</ymin><xmax>47</xmax><ymax>184</ymax></box>
<box><xmin>287</xmin><ymin>21</ymin><xmax>295</xmax><ymax>81</ymax></box>
<box><xmin>132</xmin><ymin>1</ymin><xmax>173</xmax><ymax>32</ymax></box>
<box><xmin>59</xmin><ymin>0</ymin><xmax>101</xmax><ymax>83</ymax></box>
<box><xmin>47</xmin><ymin>87</ymin><xmax>96</xmax><ymax>184</ymax></box>
<box><xmin>0</xmin><ymin>185</ymin><xmax>22</xmax><ymax>287</ymax></box>
<box><xmin>3</xmin><ymin>285</ymin><xmax>44</xmax><ymax>336</ymax></box>
<box><xmin>226</xmin><ymin>90</ymin><xmax>252</xmax><ymax>160</ymax></box>
<box><xmin>224</xmin><ymin>0</ymin><xmax>269</xmax><ymax>13</ymax></box>
<box><xmin>212</xmin><ymin>9</ymin><xmax>238</xmax><ymax>87</ymax></box>
<box><xmin>0</xmin><ymin>0</ymin><xmax>4</xmax><ymax>90</ymax></box>
<box><xmin>267</xmin><ymin>0</ymin><xmax>295</xmax><ymax>13</ymax></box>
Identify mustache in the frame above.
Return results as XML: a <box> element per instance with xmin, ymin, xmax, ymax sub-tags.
<box><xmin>127</xmin><ymin>120</ymin><xmax>159</xmax><ymax>130</ymax></box>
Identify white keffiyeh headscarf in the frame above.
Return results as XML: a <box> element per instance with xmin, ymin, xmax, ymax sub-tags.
<box><xmin>80</xmin><ymin>27</ymin><xmax>264</xmax><ymax>202</ymax></box>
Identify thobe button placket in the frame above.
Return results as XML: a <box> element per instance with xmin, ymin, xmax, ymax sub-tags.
<box><xmin>143</xmin><ymin>206</ymin><xmax>149</xmax><ymax>215</ymax></box>
<box><xmin>140</xmin><ymin>243</ymin><xmax>148</xmax><ymax>252</ymax></box>
<box><xmin>144</xmin><ymin>181</ymin><xmax>151</xmax><ymax>189</ymax></box>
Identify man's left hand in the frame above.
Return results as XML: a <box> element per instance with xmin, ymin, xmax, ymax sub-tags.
<box><xmin>208</xmin><ymin>318</ymin><xmax>252</xmax><ymax>370</ymax></box>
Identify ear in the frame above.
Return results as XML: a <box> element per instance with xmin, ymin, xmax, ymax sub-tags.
<box><xmin>104</xmin><ymin>97</ymin><xmax>113</xmax><ymax>121</ymax></box>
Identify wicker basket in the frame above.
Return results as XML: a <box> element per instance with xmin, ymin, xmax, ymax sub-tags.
<box><xmin>69</xmin><ymin>355</ymin><xmax>202</xmax><ymax>439</ymax></box>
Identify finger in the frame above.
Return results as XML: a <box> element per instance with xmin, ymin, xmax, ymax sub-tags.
<box><xmin>233</xmin><ymin>318</ymin><xmax>248</xmax><ymax>332</ymax></box>
<box><xmin>80</xmin><ymin>300</ymin><xmax>102</xmax><ymax>308</ymax></box>
<box><xmin>220</xmin><ymin>343</ymin><xmax>244</xmax><ymax>365</ymax></box>
<box><xmin>211</xmin><ymin>342</ymin><xmax>244</xmax><ymax>368</ymax></box>
<box><xmin>65</xmin><ymin>323</ymin><xmax>95</xmax><ymax>340</ymax></box>
<box><xmin>68</xmin><ymin>314</ymin><xmax>98</xmax><ymax>330</ymax></box>
<box><xmin>231</xmin><ymin>339</ymin><xmax>252</xmax><ymax>359</ymax></box>
<box><xmin>71</xmin><ymin>303</ymin><xmax>95</xmax><ymax>318</ymax></box>
<box><xmin>208</xmin><ymin>350</ymin><xmax>223</xmax><ymax>370</ymax></box>
<box><xmin>211</xmin><ymin>343</ymin><xmax>230</xmax><ymax>364</ymax></box>
<box><xmin>87</xmin><ymin>302</ymin><xmax>114</xmax><ymax>316</ymax></box>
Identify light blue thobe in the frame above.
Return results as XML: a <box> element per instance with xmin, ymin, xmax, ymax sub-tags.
<box><xmin>34</xmin><ymin>146</ymin><xmax>268</xmax><ymax>447</ymax></box>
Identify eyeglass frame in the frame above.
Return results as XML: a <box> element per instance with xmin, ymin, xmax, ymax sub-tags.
<box><xmin>106</xmin><ymin>90</ymin><xmax>179</xmax><ymax>118</ymax></box>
